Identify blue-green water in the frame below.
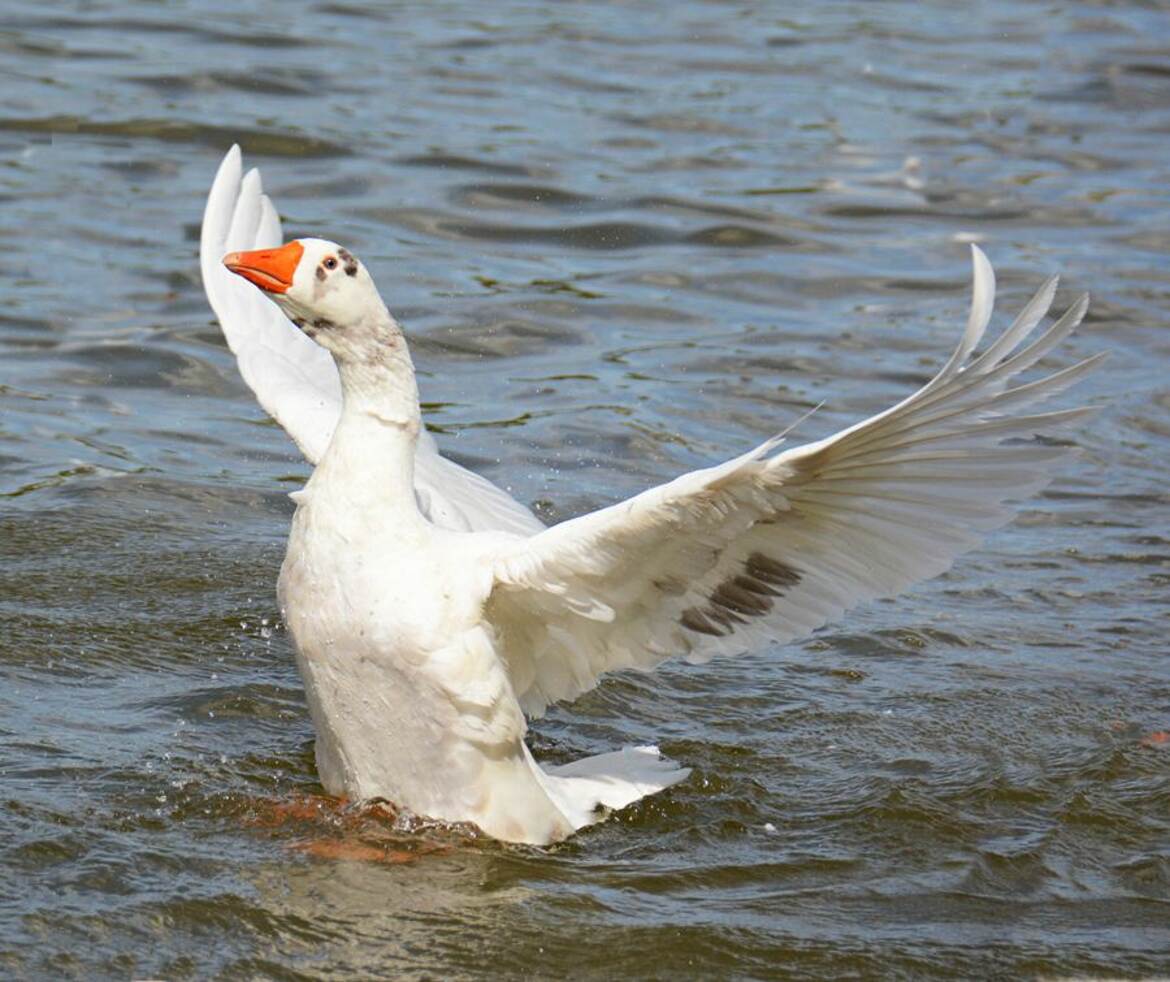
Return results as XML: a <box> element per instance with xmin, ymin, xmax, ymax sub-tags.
<box><xmin>1</xmin><ymin>1</ymin><xmax>1167</xmax><ymax>978</ymax></box>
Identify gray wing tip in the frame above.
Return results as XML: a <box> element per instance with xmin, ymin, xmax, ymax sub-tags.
<box><xmin>1061</xmin><ymin>292</ymin><xmax>1091</xmax><ymax>332</ymax></box>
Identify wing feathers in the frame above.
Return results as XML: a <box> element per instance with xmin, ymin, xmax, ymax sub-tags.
<box><xmin>970</xmin><ymin>274</ymin><xmax>1057</xmax><ymax>373</ymax></box>
<box><xmin>815</xmin><ymin>336</ymin><xmax>1096</xmax><ymax>466</ymax></box>
<box><xmin>226</xmin><ymin>167</ymin><xmax>262</xmax><ymax>247</ymax></box>
<box><xmin>925</xmin><ymin>244</ymin><xmax>996</xmax><ymax>393</ymax></box>
<box><xmin>257</xmin><ymin>194</ymin><xmax>282</xmax><ymax>248</ymax></box>
<box><xmin>486</xmin><ymin>246</ymin><xmax>1100</xmax><ymax>716</ymax></box>
<box><xmin>996</xmin><ymin>293</ymin><xmax>1091</xmax><ymax>377</ymax></box>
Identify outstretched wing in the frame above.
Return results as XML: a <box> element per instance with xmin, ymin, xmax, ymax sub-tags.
<box><xmin>199</xmin><ymin>145</ymin><xmax>545</xmax><ymax>537</ymax></box>
<box><xmin>486</xmin><ymin>247</ymin><xmax>1103</xmax><ymax>717</ymax></box>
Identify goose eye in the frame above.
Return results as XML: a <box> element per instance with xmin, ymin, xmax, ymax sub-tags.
<box><xmin>323</xmin><ymin>256</ymin><xmax>338</xmax><ymax>270</ymax></box>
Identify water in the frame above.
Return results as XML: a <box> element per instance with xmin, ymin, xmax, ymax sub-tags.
<box><xmin>1</xmin><ymin>0</ymin><xmax>1168</xmax><ymax>977</ymax></box>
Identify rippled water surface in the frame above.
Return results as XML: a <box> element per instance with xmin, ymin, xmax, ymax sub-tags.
<box><xmin>2</xmin><ymin>1</ymin><xmax>1169</xmax><ymax>977</ymax></box>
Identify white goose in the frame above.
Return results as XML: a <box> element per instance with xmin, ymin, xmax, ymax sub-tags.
<box><xmin>201</xmin><ymin>146</ymin><xmax>1102</xmax><ymax>845</ymax></box>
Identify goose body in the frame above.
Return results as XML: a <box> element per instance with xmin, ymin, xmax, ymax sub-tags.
<box><xmin>201</xmin><ymin>146</ymin><xmax>1101</xmax><ymax>845</ymax></box>
<box><xmin>278</xmin><ymin>400</ymin><xmax>586</xmax><ymax>843</ymax></box>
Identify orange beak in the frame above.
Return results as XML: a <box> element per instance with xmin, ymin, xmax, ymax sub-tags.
<box><xmin>222</xmin><ymin>240</ymin><xmax>304</xmax><ymax>294</ymax></box>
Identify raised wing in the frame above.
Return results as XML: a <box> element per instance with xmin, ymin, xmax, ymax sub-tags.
<box><xmin>486</xmin><ymin>247</ymin><xmax>1103</xmax><ymax>716</ymax></box>
<box><xmin>200</xmin><ymin>145</ymin><xmax>544</xmax><ymax>537</ymax></box>
<box><xmin>200</xmin><ymin>145</ymin><xmax>340</xmax><ymax>462</ymax></box>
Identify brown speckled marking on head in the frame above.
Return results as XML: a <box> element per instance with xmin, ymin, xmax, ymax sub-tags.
<box><xmin>315</xmin><ymin>265</ymin><xmax>327</xmax><ymax>282</ymax></box>
<box><xmin>337</xmin><ymin>247</ymin><xmax>358</xmax><ymax>277</ymax></box>
<box><xmin>679</xmin><ymin>552</ymin><xmax>802</xmax><ymax>637</ymax></box>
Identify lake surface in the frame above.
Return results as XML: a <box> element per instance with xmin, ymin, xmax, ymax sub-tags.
<box><xmin>1</xmin><ymin>0</ymin><xmax>1168</xmax><ymax>977</ymax></box>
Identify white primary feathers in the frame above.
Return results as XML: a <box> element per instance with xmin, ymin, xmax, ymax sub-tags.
<box><xmin>201</xmin><ymin>146</ymin><xmax>1102</xmax><ymax>845</ymax></box>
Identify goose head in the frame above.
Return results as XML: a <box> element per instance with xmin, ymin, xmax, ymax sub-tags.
<box><xmin>223</xmin><ymin>238</ymin><xmax>396</xmax><ymax>358</ymax></box>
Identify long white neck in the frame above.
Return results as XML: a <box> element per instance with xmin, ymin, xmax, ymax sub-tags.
<box><xmin>312</xmin><ymin>304</ymin><xmax>423</xmax><ymax>520</ymax></box>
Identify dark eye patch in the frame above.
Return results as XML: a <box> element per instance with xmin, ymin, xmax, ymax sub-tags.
<box><xmin>337</xmin><ymin>247</ymin><xmax>359</xmax><ymax>277</ymax></box>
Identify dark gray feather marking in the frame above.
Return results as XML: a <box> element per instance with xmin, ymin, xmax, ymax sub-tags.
<box><xmin>315</xmin><ymin>265</ymin><xmax>327</xmax><ymax>282</ymax></box>
<box><xmin>337</xmin><ymin>247</ymin><xmax>358</xmax><ymax>277</ymax></box>
<box><xmin>680</xmin><ymin>608</ymin><xmax>724</xmax><ymax>636</ymax></box>
<box><xmin>710</xmin><ymin>579</ymin><xmax>772</xmax><ymax>616</ymax></box>
<box><xmin>313</xmin><ymin>317</ymin><xmax>337</xmax><ymax>331</ymax></box>
<box><xmin>731</xmin><ymin>573</ymin><xmax>781</xmax><ymax>597</ymax></box>
<box><xmin>679</xmin><ymin>552</ymin><xmax>803</xmax><ymax>637</ymax></box>
<box><xmin>745</xmin><ymin>552</ymin><xmax>802</xmax><ymax>589</ymax></box>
